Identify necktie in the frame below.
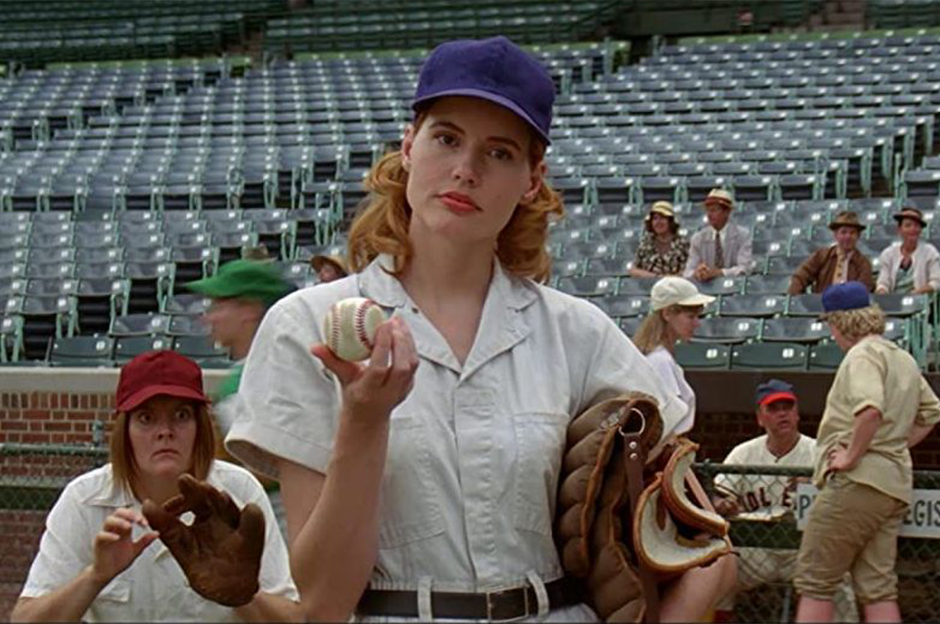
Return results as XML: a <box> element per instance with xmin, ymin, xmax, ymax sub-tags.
<box><xmin>835</xmin><ymin>250</ymin><xmax>848</xmax><ymax>284</ymax></box>
<box><xmin>714</xmin><ymin>231</ymin><xmax>724</xmax><ymax>269</ymax></box>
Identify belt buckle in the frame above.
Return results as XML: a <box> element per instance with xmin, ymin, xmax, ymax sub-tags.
<box><xmin>485</xmin><ymin>586</ymin><xmax>530</xmax><ymax>623</ymax></box>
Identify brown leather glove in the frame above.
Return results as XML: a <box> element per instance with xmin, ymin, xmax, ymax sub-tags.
<box><xmin>142</xmin><ymin>474</ymin><xmax>265</xmax><ymax>607</ymax></box>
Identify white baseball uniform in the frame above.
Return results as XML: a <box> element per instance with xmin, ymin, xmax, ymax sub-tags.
<box><xmin>713</xmin><ymin>434</ymin><xmax>857</xmax><ymax>620</ymax></box>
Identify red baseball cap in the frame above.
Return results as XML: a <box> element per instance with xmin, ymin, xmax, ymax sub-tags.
<box><xmin>116</xmin><ymin>350</ymin><xmax>208</xmax><ymax>412</ymax></box>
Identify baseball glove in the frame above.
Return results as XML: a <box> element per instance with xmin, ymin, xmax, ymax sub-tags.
<box><xmin>556</xmin><ymin>393</ymin><xmax>731</xmax><ymax>622</ymax></box>
<box><xmin>142</xmin><ymin>474</ymin><xmax>265</xmax><ymax>607</ymax></box>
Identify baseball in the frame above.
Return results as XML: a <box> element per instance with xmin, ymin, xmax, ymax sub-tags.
<box><xmin>323</xmin><ymin>297</ymin><xmax>388</xmax><ymax>361</ymax></box>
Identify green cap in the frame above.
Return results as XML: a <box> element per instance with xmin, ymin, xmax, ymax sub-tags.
<box><xmin>185</xmin><ymin>260</ymin><xmax>292</xmax><ymax>307</ymax></box>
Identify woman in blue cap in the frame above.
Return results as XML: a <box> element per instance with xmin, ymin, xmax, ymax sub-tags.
<box><xmin>225</xmin><ymin>36</ymin><xmax>735</xmax><ymax>622</ymax></box>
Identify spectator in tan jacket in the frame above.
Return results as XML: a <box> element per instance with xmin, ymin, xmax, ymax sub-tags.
<box><xmin>789</xmin><ymin>211</ymin><xmax>874</xmax><ymax>294</ymax></box>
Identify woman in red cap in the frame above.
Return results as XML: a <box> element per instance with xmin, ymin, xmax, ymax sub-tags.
<box><xmin>12</xmin><ymin>350</ymin><xmax>300</xmax><ymax>622</ymax></box>
<box><xmin>227</xmin><ymin>36</ymin><xmax>735</xmax><ymax>622</ymax></box>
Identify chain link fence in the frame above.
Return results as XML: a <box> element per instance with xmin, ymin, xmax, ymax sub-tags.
<box><xmin>3</xmin><ymin>444</ymin><xmax>940</xmax><ymax>622</ymax></box>
<box><xmin>0</xmin><ymin>442</ymin><xmax>110</xmax><ymax>620</ymax></box>
<box><xmin>698</xmin><ymin>462</ymin><xmax>940</xmax><ymax>623</ymax></box>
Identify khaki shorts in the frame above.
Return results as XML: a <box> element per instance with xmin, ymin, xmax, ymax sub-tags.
<box><xmin>716</xmin><ymin>547</ymin><xmax>858</xmax><ymax>620</ymax></box>
<box><xmin>795</xmin><ymin>474</ymin><xmax>908</xmax><ymax>604</ymax></box>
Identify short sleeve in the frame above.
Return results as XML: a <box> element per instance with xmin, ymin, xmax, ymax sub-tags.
<box><xmin>841</xmin><ymin>348</ymin><xmax>886</xmax><ymax>417</ymax></box>
<box><xmin>225</xmin><ymin>293</ymin><xmax>342</xmax><ymax>479</ymax></box>
<box><xmin>713</xmin><ymin>444</ymin><xmax>745</xmax><ymax>498</ymax></box>
<box><xmin>20</xmin><ymin>482</ymin><xmax>95</xmax><ymax>597</ymax></box>
<box><xmin>574</xmin><ymin>306</ymin><xmax>689</xmax><ymax>441</ymax></box>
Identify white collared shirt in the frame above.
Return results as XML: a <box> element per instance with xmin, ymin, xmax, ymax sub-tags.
<box><xmin>226</xmin><ymin>256</ymin><xmax>685</xmax><ymax>619</ymax></box>
<box><xmin>20</xmin><ymin>461</ymin><xmax>298</xmax><ymax>622</ymax></box>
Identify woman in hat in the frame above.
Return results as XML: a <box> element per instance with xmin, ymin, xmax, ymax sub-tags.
<box><xmin>12</xmin><ymin>351</ymin><xmax>299</xmax><ymax>622</ymax></box>
<box><xmin>875</xmin><ymin>207</ymin><xmax>940</xmax><ymax>294</ymax></box>
<box><xmin>310</xmin><ymin>254</ymin><xmax>349</xmax><ymax>284</ymax></box>
<box><xmin>634</xmin><ymin>276</ymin><xmax>716</xmax><ymax>436</ymax></box>
<box><xmin>629</xmin><ymin>201</ymin><xmax>690</xmax><ymax>278</ymax></box>
<box><xmin>788</xmin><ymin>211</ymin><xmax>874</xmax><ymax>294</ymax></box>
<box><xmin>225</xmin><ymin>36</ymin><xmax>735</xmax><ymax>622</ymax></box>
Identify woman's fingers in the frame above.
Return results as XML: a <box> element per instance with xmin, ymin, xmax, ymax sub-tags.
<box><xmin>102</xmin><ymin>515</ymin><xmax>134</xmax><ymax>539</ymax></box>
<box><xmin>388</xmin><ymin>318</ymin><xmax>419</xmax><ymax>387</ymax></box>
<box><xmin>366</xmin><ymin>320</ymin><xmax>394</xmax><ymax>375</ymax></box>
<box><xmin>310</xmin><ymin>343</ymin><xmax>361</xmax><ymax>385</ymax></box>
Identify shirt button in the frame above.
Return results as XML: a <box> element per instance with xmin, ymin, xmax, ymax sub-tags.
<box><xmin>411</xmin><ymin>306</ymin><xmax>419</xmax><ymax>314</ymax></box>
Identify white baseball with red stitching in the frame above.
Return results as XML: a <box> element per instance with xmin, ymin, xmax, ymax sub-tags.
<box><xmin>323</xmin><ymin>297</ymin><xmax>387</xmax><ymax>361</ymax></box>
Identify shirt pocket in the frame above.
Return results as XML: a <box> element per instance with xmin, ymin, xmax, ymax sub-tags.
<box><xmin>378</xmin><ymin>415</ymin><xmax>446</xmax><ymax>548</ymax></box>
<box><xmin>90</xmin><ymin>578</ymin><xmax>131</xmax><ymax>620</ymax></box>
<box><xmin>512</xmin><ymin>411</ymin><xmax>569</xmax><ymax>536</ymax></box>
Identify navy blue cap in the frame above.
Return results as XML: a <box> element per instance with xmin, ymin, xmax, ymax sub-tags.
<box><xmin>822</xmin><ymin>281</ymin><xmax>871</xmax><ymax>314</ymax></box>
<box><xmin>756</xmin><ymin>379</ymin><xmax>797</xmax><ymax>406</ymax></box>
<box><xmin>412</xmin><ymin>36</ymin><xmax>554</xmax><ymax>144</ymax></box>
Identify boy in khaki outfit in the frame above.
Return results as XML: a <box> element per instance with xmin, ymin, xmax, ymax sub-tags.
<box><xmin>795</xmin><ymin>281</ymin><xmax>940</xmax><ymax>623</ymax></box>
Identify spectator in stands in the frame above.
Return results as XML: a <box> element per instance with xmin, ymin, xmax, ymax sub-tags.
<box><xmin>11</xmin><ymin>350</ymin><xmax>299</xmax><ymax>622</ymax></box>
<box><xmin>684</xmin><ymin>188</ymin><xmax>753</xmax><ymax>282</ymax></box>
<box><xmin>794</xmin><ymin>282</ymin><xmax>940</xmax><ymax>623</ymax></box>
<box><xmin>310</xmin><ymin>253</ymin><xmax>349</xmax><ymax>283</ymax></box>
<box><xmin>634</xmin><ymin>276</ymin><xmax>715</xmax><ymax>436</ymax></box>
<box><xmin>712</xmin><ymin>379</ymin><xmax>858</xmax><ymax>622</ymax></box>
<box><xmin>185</xmin><ymin>259</ymin><xmax>292</xmax><ymax>437</ymax></box>
<box><xmin>788</xmin><ymin>211</ymin><xmax>874</xmax><ymax>294</ymax></box>
<box><xmin>224</xmin><ymin>36</ymin><xmax>736</xmax><ymax>622</ymax></box>
<box><xmin>874</xmin><ymin>207</ymin><xmax>940</xmax><ymax>295</ymax></box>
<box><xmin>629</xmin><ymin>201</ymin><xmax>690</xmax><ymax>278</ymax></box>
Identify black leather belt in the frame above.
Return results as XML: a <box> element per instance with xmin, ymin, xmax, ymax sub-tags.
<box><xmin>357</xmin><ymin>577</ymin><xmax>582</xmax><ymax>621</ymax></box>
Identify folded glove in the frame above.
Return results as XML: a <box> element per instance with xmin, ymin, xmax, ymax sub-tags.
<box><xmin>142</xmin><ymin>473</ymin><xmax>265</xmax><ymax>607</ymax></box>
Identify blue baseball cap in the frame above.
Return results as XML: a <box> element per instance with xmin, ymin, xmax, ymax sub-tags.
<box><xmin>755</xmin><ymin>379</ymin><xmax>797</xmax><ymax>407</ymax></box>
<box><xmin>821</xmin><ymin>281</ymin><xmax>871</xmax><ymax>316</ymax></box>
<box><xmin>412</xmin><ymin>36</ymin><xmax>555</xmax><ymax>145</ymax></box>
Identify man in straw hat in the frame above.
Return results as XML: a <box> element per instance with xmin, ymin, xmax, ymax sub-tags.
<box><xmin>794</xmin><ymin>282</ymin><xmax>940</xmax><ymax>623</ymax></box>
<box><xmin>789</xmin><ymin>211</ymin><xmax>874</xmax><ymax>294</ymax></box>
<box><xmin>684</xmin><ymin>188</ymin><xmax>753</xmax><ymax>282</ymax></box>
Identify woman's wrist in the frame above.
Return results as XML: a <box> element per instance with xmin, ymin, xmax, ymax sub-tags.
<box><xmin>83</xmin><ymin>564</ymin><xmax>112</xmax><ymax>592</ymax></box>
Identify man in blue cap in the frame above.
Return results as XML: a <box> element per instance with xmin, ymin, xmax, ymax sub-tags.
<box><xmin>794</xmin><ymin>282</ymin><xmax>940</xmax><ymax>622</ymax></box>
<box><xmin>712</xmin><ymin>379</ymin><xmax>857</xmax><ymax>622</ymax></box>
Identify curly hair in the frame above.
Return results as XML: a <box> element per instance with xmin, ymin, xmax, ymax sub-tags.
<box><xmin>644</xmin><ymin>212</ymin><xmax>679</xmax><ymax>235</ymax></box>
<box><xmin>346</xmin><ymin>111</ymin><xmax>564</xmax><ymax>283</ymax></box>
<box><xmin>826</xmin><ymin>305</ymin><xmax>887</xmax><ymax>342</ymax></box>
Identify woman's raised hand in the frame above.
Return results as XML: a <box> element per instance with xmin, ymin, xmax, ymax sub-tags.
<box><xmin>91</xmin><ymin>508</ymin><xmax>158</xmax><ymax>585</ymax></box>
<box><xmin>311</xmin><ymin>316</ymin><xmax>419</xmax><ymax>423</ymax></box>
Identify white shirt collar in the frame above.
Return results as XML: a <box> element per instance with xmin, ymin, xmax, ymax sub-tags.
<box><xmin>357</xmin><ymin>253</ymin><xmax>538</xmax><ymax>313</ymax></box>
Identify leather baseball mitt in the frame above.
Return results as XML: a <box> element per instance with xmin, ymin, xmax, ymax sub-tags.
<box><xmin>556</xmin><ymin>392</ymin><xmax>665</xmax><ymax>622</ymax></box>
<box><xmin>142</xmin><ymin>474</ymin><xmax>265</xmax><ymax>607</ymax></box>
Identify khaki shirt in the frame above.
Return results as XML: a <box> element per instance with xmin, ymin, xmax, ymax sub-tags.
<box><xmin>813</xmin><ymin>335</ymin><xmax>940</xmax><ymax>503</ymax></box>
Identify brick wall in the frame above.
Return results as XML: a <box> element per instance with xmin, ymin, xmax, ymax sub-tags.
<box><xmin>0</xmin><ymin>391</ymin><xmax>115</xmax><ymax>446</ymax></box>
<box><xmin>0</xmin><ymin>368</ymin><xmax>223</xmax><ymax>621</ymax></box>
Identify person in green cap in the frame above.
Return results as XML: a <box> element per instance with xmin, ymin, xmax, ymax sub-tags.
<box><xmin>186</xmin><ymin>259</ymin><xmax>293</xmax><ymax>435</ymax></box>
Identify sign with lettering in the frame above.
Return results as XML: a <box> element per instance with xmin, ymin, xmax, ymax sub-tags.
<box><xmin>795</xmin><ymin>483</ymin><xmax>940</xmax><ymax>539</ymax></box>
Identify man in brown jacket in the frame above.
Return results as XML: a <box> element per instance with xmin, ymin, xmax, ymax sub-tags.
<box><xmin>789</xmin><ymin>211</ymin><xmax>874</xmax><ymax>294</ymax></box>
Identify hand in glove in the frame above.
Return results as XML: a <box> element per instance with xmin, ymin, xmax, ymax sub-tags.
<box><xmin>143</xmin><ymin>474</ymin><xmax>265</xmax><ymax>607</ymax></box>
